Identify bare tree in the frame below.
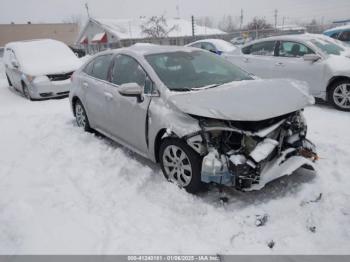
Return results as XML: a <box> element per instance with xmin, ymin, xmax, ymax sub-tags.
<box><xmin>218</xmin><ymin>15</ymin><xmax>237</xmax><ymax>33</ymax></box>
<box><xmin>141</xmin><ymin>16</ymin><xmax>178</xmax><ymax>39</ymax></box>
<box><xmin>245</xmin><ymin>17</ymin><xmax>273</xmax><ymax>31</ymax></box>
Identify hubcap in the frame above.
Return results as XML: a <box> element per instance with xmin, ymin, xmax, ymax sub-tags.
<box><xmin>75</xmin><ymin>104</ymin><xmax>86</xmax><ymax>128</ymax></box>
<box><xmin>162</xmin><ymin>145</ymin><xmax>192</xmax><ymax>187</ymax></box>
<box><xmin>333</xmin><ymin>83</ymin><xmax>350</xmax><ymax>109</ymax></box>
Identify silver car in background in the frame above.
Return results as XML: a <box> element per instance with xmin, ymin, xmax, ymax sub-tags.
<box><xmin>70</xmin><ymin>44</ymin><xmax>317</xmax><ymax>194</ymax></box>
<box><xmin>4</xmin><ymin>39</ymin><xmax>82</xmax><ymax>100</ymax></box>
<box><xmin>227</xmin><ymin>34</ymin><xmax>350</xmax><ymax>111</ymax></box>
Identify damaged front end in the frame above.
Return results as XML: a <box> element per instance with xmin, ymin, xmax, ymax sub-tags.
<box><xmin>185</xmin><ymin>111</ymin><xmax>318</xmax><ymax>191</ymax></box>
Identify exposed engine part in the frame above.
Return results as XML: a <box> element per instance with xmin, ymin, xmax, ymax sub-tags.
<box><xmin>193</xmin><ymin>111</ymin><xmax>317</xmax><ymax>190</ymax></box>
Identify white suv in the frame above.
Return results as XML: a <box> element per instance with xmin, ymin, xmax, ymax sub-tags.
<box><xmin>227</xmin><ymin>34</ymin><xmax>350</xmax><ymax>111</ymax></box>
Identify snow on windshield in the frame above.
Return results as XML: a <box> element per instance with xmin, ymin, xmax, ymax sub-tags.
<box><xmin>6</xmin><ymin>39</ymin><xmax>82</xmax><ymax>76</ymax></box>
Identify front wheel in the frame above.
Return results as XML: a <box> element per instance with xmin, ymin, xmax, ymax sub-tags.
<box><xmin>75</xmin><ymin>100</ymin><xmax>92</xmax><ymax>132</ymax></box>
<box><xmin>329</xmin><ymin>80</ymin><xmax>350</xmax><ymax>111</ymax></box>
<box><xmin>159</xmin><ymin>138</ymin><xmax>207</xmax><ymax>194</ymax></box>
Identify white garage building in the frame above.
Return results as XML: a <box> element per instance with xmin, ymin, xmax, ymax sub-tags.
<box><xmin>76</xmin><ymin>17</ymin><xmax>226</xmax><ymax>54</ymax></box>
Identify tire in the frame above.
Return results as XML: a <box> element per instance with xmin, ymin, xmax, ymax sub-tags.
<box><xmin>159</xmin><ymin>138</ymin><xmax>207</xmax><ymax>194</ymax></box>
<box><xmin>328</xmin><ymin>80</ymin><xmax>350</xmax><ymax>111</ymax></box>
<box><xmin>74</xmin><ymin>100</ymin><xmax>92</xmax><ymax>132</ymax></box>
<box><xmin>6</xmin><ymin>74</ymin><xmax>12</xmax><ymax>87</ymax></box>
<box><xmin>22</xmin><ymin>83</ymin><xmax>33</xmax><ymax>101</ymax></box>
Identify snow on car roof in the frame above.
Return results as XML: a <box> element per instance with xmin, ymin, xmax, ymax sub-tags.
<box><xmin>5</xmin><ymin>39</ymin><xmax>82</xmax><ymax>76</ymax></box>
<box><xmin>102</xmin><ymin>43</ymin><xmax>200</xmax><ymax>56</ymax></box>
<box><xmin>187</xmin><ymin>39</ymin><xmax>237</xmax><ymax>52</ymax></box>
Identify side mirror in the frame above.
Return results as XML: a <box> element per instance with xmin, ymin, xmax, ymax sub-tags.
<box><xmin>119</xmin><ymin>83</ymin><xmax>143</xmax><ymax>101</ymax></box>
<box><xmin>303</xmin><ymin>54</ymin><xmax>321</xmax><ymax>62</ymax></box>
<box><xmin>11</xmin><ymin>59</ymin><xmax>19</xmax><ymax>68</ymax></box>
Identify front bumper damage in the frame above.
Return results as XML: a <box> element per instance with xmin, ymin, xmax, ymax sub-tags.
<box><xmin>187</xmin><ymin>111</ymin><xmax>318</xmax><ymax>191</ymax></box>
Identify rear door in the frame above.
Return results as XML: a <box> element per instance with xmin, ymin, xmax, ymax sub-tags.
<box><xmin>83</xmin><ymin>54</ymin><xmax>113</xmax><ymax>130</ymax></box>
<box><xmin>273</xmin><ymin>41</ymin><xmax>325</xmax><ymax>96</ymax></box>
<box><xmin>230</xmin><ymin>41</ymin><xmax>277</xmax><ymax>78</ymax></box>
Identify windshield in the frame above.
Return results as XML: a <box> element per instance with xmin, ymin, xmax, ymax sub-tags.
<box><xmin>310</xmin><ymin>39</ymin><xmax>345</xmax><ymax>55</ymax></box>
<box><xmin>145</xmin><ymin>50</ymin><xmax>252</xmax><ymax>91</ymax></box>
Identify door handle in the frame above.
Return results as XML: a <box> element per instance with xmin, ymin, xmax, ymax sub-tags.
<box><xmin>104</xmin><ymin>92</ymin><xmax>114</xmax><ymax>100</ymax></box>
<box><xmin>83</xmin><ymin>82</ymin><xmax>89</xmax><ymax>88</ymax></box>
<box><xmin>243</xmin><ymin>57</ymin><xmax>249</xmax><ymax>63</ymax></box>
<box><xmin>275</xmin><ymin>62</ymin><xmax>285</xmax><ymax>67</ymax></box>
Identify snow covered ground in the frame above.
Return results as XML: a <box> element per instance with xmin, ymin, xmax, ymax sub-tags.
<box><xmin>0</xmin><ymin>58</ymin><xmax>349</xmax><ymax>255</ymax></box>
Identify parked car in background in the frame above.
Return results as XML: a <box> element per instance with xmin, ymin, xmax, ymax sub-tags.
<box><xmin>324</xmin><ymin>25</ymin><xmax>350</xmax><ymax>44</ymax></box>
<box><xmin>230</xmin><ymin>36</ymin><xmax>253</xmax><ymax>46</ymax></box>
<box><xmin>3</xmin><ymin>39</ymin><xmax>82</xmax><ymax>100</ymax></box>
<box><xmin>70</xmin><ymin>44</ymin><xmax>317</xmax><ymax>194</ymax></box>
<box><xmin>227</xmin><ymin>34</ymin><xmax>350</xmax><ymax>111</ymax></box>
<box><xmin>186</xmin><ymin>39</ymin><xmax>237</xmax><ymax>55</ymax></box>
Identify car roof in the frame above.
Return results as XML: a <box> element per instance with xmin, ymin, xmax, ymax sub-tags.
<box><xmin>241</xmin><ymin>33</ymin><xmax>328</xmax><ymax>47</ymax></box>
<box><xmin>187</xmin><ymin>38</ymin><xmax>229</xmax><ymax>45</ymax></box>
<box><xmin>99</xmin><ymin>43</ymin><xmax>201</xmax><ymax>56</ymax></box>
<box><xmin>324</xmin><ymin>24</ymin><xmax>350</xmax><ymax>34</ymax></box>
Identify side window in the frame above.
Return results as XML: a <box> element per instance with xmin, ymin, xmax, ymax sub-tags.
<box><xmin>83</xmin><ymin>60</ymin><xmax>94</xmax><ymax>75</ymax></box>
<box><xmin>339</xmin><ymin>31</ymin><xmax>350</xmax><ymax>42</ymax></box>
<box><xmin>249</xmin><ymin>41</ymin><xmax>276</xmax><ymax>56</ymax></box>
<box><xmin>330</xmin><ymin>32</ymin><xmax>340</xmax><ymax>39</ymax></box>
<box><xmin>242</xmin><ymin>45</ymin><xmax>252</xmax><ymax>54</ymax></box>
<box><xmin>90</xmin><ymin>55</ymin><xmax>113</xmax><ymax>80</ymax></box>
<box><xmin>190</xmin><ymin>43</ymin><xmax>202</xmax><ymax>49</ymax></box>
<box><xmin>201</xmin><ymin>42</ymin><xmax>216</xmax><ymax>52</ymax></box>
<box><xmin>279</xmin><ymin>41</ymin><xmax>315</xmax><ymax>58</ymax></box>
<box><xmin>111</xmin><ymin>55</ymin><xmax>147</xmax><ymax>88</ymax></box>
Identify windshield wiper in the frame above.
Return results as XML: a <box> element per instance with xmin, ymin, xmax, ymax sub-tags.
<box><xmin>171</xmin><ymin>88</ymin><xmax>193</xmax><ymax>92</ymax></box>
<box><xmin>193</xmin><ymin>83</ymin><xmax>223</xmax><ymax>90</ymax></box>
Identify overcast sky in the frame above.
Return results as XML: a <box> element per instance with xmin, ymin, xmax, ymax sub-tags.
<box><xmin>0</xmin><ymin>0</ymin><xmax>350</xmax><ymax>26</ymax></box>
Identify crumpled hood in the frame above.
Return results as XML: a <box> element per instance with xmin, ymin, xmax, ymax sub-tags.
<box><xmin>168</xmin><ymin>79</ymin><xmax>314</xmax><ymax>121</ymax></box>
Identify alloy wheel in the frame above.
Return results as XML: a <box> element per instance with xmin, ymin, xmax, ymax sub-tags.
<box><xmin>333</xmin><ymin>83</ymin><xmax>350</xmax><ymax>110</ymax></box>
<box><xmin>162</xmin><ymin>145</ymin><xmax>193</xmax><ymax>187</ymax></box>
<box><xmin>75</xmin><ymin>103</ymin><xmax>86</xmax><ymax>128</ymax></box>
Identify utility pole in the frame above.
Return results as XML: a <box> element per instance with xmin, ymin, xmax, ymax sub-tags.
<box><xmin>274</xmin><ymin>9</ymin><xmax>278</xmax><ymax>29</ymax></box>
<box><xmin>240</xmin><ymin>9</ymin><xmax>244</xmax><ymax>30</ymax></box>
<box><xmin>191</xmin><ymin>15</ymin><xmax>195</xmax><ymax>38</ymax></box>
<box><xmin>85</xmin><ymin>2</ymin><xmax>90</xmax><ymax>18</ymax></box>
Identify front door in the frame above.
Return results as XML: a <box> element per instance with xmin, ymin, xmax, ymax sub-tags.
<box><xmin>107</xmin><ymin>54</ymin><xmax>152</xmax><ymax>155</ymax></box>
<box><xmin>273</xmin><ymin>41</ymin><xmax>325</xmax><ymax>96</ymax></box>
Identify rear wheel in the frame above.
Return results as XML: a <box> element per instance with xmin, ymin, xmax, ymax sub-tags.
<box><xmin>329</xmin><ymin>80</ymin><xmax>350</xmax><ymax>111</ymax></box>
<box><xmin>22</xmin><ymin>83</ymin><xmax>32</xmax><ymax>101</ymax></box>
<box><xmin>159</xmin><ymin>138</ymin><xmax>206</xmax><ymax>194</ymax></box>
<box><xmin>75</xmin><ymin>100</ymin><xmax>92</xmax><ymax>132</ymax></box>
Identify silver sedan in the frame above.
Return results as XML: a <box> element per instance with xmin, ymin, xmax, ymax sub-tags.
<box><xmin>70</xmin><ymin>44</ymin><xmax>317</xmax><ymax>194</ymax></box>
